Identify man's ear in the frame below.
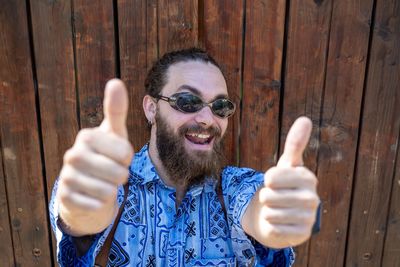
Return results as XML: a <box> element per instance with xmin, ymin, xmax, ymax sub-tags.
<box><xmin>143</xmin><ymin>95</ymin><xmax>157</xmax><ymax>124</ymax></box>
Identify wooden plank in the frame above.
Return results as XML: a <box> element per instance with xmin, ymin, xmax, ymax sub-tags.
<box><xmin>382</xmin><ymin>138</ymin><xmax>400</xmax><ymax>265</ymax></box>
<box><xmin>0</xmin><ymin>0</ymin><xmax>52</xmax><ymax>265</ymax></box>
<box><xmin>158</xmin><ymin>0</ymin><xmax>198</xmax><ymax>55</ymax></box>
<box><xmin>201</xmin><ymin>0</ymin><xmax>244</xmax><ymax>165</ymax></box>
<box><xmin>29</xmin><ymin>0</ymin><xmax>79</xmax><ymax>263</ymax></box>
<box><xmin>307</xmin><ymin>0</ymin><xmax>374</xmax><ymax>266</ymax></box>
<box><xmin>240</xmin><ymin>0</ymin><xmax>286</xmax><ymax>170</ymax></box>
<box><xmin>0</xmin><ymin>144</ymin><xmax>14</xmax><ymax>267</ymax></box>
<box><xmin>281</xmin><ymin>0</ymin><xmax>333</xmax><ymax>265</ymax></box>
<box><xmin>30</xmin><ymin>0</ymin><xmax>78</xmax><ymax>196</ymax></box>
<box><xmin>346</xmin><ymin>0</ymin><xmax>400</xmax><ymax>265</ymax></box>
<box><xmin>73</xmin><ymin>0</ymin><xmax>116</xmax><ymax>129</ymax></box>
<box><xmin>118</xmin><ymin>0</ymin><xmax>158</xmax><ymax>150</ymax></box>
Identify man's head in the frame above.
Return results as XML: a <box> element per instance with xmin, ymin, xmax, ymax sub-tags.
<box><xmin>143</xmin><ymin>48</ymin><xmax>234</xmax><ymax>187</ymax></box>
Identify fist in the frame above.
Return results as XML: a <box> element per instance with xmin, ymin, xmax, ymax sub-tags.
<box><xmin>56</xmin><ymin>79</ymin><xmax>134</xmax><ymax>235</ymax></box>
<box><xmin>258</xmin><ymin>117</ymin><xmax>319</xmax><ymax>248</ymax></box>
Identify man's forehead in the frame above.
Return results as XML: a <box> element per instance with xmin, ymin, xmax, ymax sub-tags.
<box><xmin>162</xmin><ymin>61</ymin><xmax>228</xmax><ymax>98</ymax></box>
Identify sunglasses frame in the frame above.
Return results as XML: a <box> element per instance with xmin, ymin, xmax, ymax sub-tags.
<box><xmin>155</xmin><ymin>92</ymin><xmax>236</xmax><ymax>118</ymax></box>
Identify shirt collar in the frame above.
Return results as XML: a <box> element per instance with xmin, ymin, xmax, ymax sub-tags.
<box><xmin>128</xmin><ymin>144</ymin><xmax>218</xmax><ymax>195</ymax></box>
<box><xmin>128</xmin><ymin>143</ymin><xmax>160</xmax><ymax>185</ymax></box>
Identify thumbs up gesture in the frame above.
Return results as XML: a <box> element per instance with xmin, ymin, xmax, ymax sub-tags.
<box><xmin>243</xmin><ymin>117</ymin><xmax>320</xmax><ymax>248</ymax></box>
<box><xmin>57</xmin><ymin>79</ymin><xmax>134</xmax><ymax>236</ymax></box>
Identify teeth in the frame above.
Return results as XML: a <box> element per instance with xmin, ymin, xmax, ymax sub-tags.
<box><xmin>187</xmin><ymin>133</ymin><xmax>210</xmax><ymax>139</ymax></box>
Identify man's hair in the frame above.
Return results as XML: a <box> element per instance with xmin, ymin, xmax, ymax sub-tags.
<box><xmin>144</xmin><ymin>47</ymin><xmax>222</xmax><ymax>97</ymax></box>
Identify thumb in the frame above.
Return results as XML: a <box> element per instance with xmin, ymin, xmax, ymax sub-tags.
<box><xmin>100</xmin><ymin>79</ymin><xmax>129</xmax><ymax>139</ymax></box>
<box><xmin>277</xmin><ymin>116</ymin><xmax>312</xmax><ymax>167</ymax></box>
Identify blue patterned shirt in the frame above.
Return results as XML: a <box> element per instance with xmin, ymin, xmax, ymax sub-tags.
<box><xmin>50</xmin><ymin>144</ymin><xmax>294</xmax><ymax>266</ymax></box>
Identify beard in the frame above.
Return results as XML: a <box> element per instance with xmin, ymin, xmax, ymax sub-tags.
<box><xmin>155</xmin><ymin>113</ymin><xmax>225</xmax><ymax>188</ymax></box>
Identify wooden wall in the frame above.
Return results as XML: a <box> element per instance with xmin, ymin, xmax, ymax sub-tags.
<box><xmin>0</xmin><ymin>0</ymin><xmax>399</xmax><ymax>266</ymax></box>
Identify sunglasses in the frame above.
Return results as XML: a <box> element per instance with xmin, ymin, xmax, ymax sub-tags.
<box><xmin>155</xmin><ymin>92</ymin><xmax>236</xmax><ymax>118</ymax></box>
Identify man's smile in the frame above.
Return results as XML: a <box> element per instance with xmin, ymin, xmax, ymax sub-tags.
<box><xmin>185</xmin><ymin>132</ymin><xmax>213</xmax><ymax>145</ymax></box>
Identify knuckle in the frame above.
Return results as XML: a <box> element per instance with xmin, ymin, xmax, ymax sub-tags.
<box><xmin>114</xmin><ymin>166</ymin><xmax>129</xmax><ymax>184</ymax></box>
<box><xmin>63</xmin><ymin>148</ymin><xmax>83</xmax><ymax>165</ymax></box>
<box><xmin>297</xmin><ymin>167</ymin><xmax>317</xmax><ymax>185</ymax></box>
<box><xmin>264</xmin><ymin>167</ymin><xmax>279</xmax><ymax>186</ymax></box>
<box><xmin>103</xmin><ymin>187</ymin><xmax>118</xmax><ymax>204</ymax></box>
<box><xmin>270</xmin><ymin>226</ymin><xmax>285</xmax><ymax>239</ymax></box>
<box><xmin>299</xmin><ymin>192</ymin><xmax>318</xmax><ymax>206</ymax></box>
<box><xmin>101</xmin><ymin>184</ymin><xmax>118</xmax><ymax>199</ymax></box>
<box><xmin>77</xmin><ymin>128</ymin><xmax>95</xmax><ymax>144</ymax></box>
<box><xmin>61</xmin><ymin>173</ymin><xmax>74</xmax><ymax>186</ymax></box>
<box><xmin>63</xmin><ymin>149</ymin><xmax>73</xmax><ymax>164</ymax></box>
<box><xmin>123</xmin><ymin>143</ymin><xmax>134</xmax><ymax>164</ymax></box>
<box><xmin>58</xmin><ymin>187</ymin><xmax>71</xmax><ymax>204</ymax></box>
<box><xmin>301</xmin><ymin>210</ymin><xmax>315</xmax><ymax>224</ymax></box>
<box><xmin>119</xmin><ymin>144</ymin><xmax>134</xmax><ymax>166</ymax></box>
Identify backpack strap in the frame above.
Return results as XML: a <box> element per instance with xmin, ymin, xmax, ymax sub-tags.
<box><xmin>216</xmin><ymin>179</ymin><xmax>227</xmax><ymax>219</ymax></box>
<box><xmin>94</xmin><ymin>183</ymin><xmax>129</xmax><ymax>267</ymax></box>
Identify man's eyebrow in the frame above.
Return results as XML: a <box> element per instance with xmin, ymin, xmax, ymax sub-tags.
<box><xmin>177</xmin><ymin>84</ymin><xmax>229</xmax><ymax>100</ymax></box>
<box><xmin>177</xmin><ymin>85</ymin><xmax>202</xmax><ymax>96</ymax></box>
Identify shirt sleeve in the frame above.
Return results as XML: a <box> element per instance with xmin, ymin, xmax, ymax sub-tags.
<box><xmin>221</xmin><ymin>166</ymin><xmax>295</xmax><ymax>267</ymax></box>
<box><xmin>49</xmin><ymin>178</ymin><xmax>125</xmax><ymax>266</ymax></box>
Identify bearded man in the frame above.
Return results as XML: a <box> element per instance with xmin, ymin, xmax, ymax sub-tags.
<box><xmin>50</xmin><ymin>48</ymin><xmax>320</xmax><ymax>266</ymax></box>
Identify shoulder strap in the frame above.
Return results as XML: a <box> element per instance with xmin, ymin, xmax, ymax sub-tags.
<box><xmin>95</xmin><ymin>183</ymin><xmax>129</xmax><ymax>267</ymax></box>
<box><xmin>216</xmin><ymin>179</ymin><xmax>227</xmax><ymax>219</ymax></box>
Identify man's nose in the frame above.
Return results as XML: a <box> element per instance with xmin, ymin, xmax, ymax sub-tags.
<box><xmin>194</xmin><ymin>106</ymin><xmax>215</xmax><ymax>126</ymax></box>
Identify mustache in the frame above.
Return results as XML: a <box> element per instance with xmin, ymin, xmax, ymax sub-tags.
<box><xmin>178</xmin><ymin>123</ymin><xmax>222</xmax><ymax>138</ymax></box>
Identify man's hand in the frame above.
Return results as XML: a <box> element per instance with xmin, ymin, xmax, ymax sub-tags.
<box><xmin>242</xmin><ymin>117</ymin><xmax>320</xmax><ymax>248</ymax></box>
<box><xmin>56</xmin><ymin>79</ymin><xmax>133</xmax><ymax>236</ymax></box>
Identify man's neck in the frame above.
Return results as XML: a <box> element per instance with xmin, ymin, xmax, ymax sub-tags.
<box><xmin>148</xmin><ymin>140</ymin><xmax>187</xmax><ymax>207</ymax></box>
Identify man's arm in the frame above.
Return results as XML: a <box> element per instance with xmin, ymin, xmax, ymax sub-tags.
<box><xmin>241</xmin><ymin>117</ymin><xmax>320</xmax><ymax>248</ymax></box>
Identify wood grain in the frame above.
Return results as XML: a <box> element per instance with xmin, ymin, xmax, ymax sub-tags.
<box><xmin>118</xmin><ymin>0</ymin><xmax>158</xmax><ymax>150</ymax></box>
<box><xmin>240</xmin><ymin>0</ymin><xmax>286</xmax><ymax>170</ymax></box>
<box><xmin>29</xmin><ymin>0</ymin><xmax>79</xmax><ymax>263</ymax></box>
<box><xmin>158</xmin><ymin>0</ymin><xmax>198</xmax><ymax>55</ymax></box>
<box><xmin>74</xmin><ymin>0</ymin><xmax>116</xmax><ymax>129</ymax></box>
<box><xmin>282</xmin><ymin>0</ymin><xmax>333</xmax><ymax>265</ymax></box>
<box><xmin>0</xmin><ymin>144</ymin><xmax>14</xmax><ymax>267</ymax></box>
<box><xmin>0</xmin><ymin>0</ymin><xmax>52</xmax><ymax>265</ymax></box>
<box><xmin>30</xmin><ymin>0</ymin><xmax>78</xmax><ymax>207</ymax></box>
<box><xmin>201</xmin><ymin>0</ymin><xmax>244</xmax><ymax>165</ymax></box>
<box><xmin>0</xmin><ymin>1</ymin><xmax>400</xmax><ymax>265</ymax></box>
<box><xmin>308</xmin><ymin>0</ymin><xmax>374</xmax><ymax>266</ymax></box>
<box><xmin>382</xmin><ymin>139</ymin><xmax>400</xmax><ymax>265</ymax></box>
<box><xmin>345</xmin><ymin>0</ymin><xmax>400</xmax><ymax>264</ymax></box>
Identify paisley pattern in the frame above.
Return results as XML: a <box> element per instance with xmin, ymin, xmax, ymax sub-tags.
<box><xmin>50</xmin><ymin>144</ymin><xmax>295</xmax><ymax>266</ymax></box>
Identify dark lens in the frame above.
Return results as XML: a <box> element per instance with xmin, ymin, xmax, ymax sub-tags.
<box><xmin>175</xmin><ymin>93</ymin><xmax>203</xmax><ymax>113</ymax></box>
<box><xmin>212</xmin><ymin>99</ymin><xmax>235</xmax><ymax>118</ymax></box>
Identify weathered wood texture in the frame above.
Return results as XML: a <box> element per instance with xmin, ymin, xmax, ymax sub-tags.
<box><xmin>240</xmin><ymin>0</ymin><xmax>286</xmax><ymax>169</ymax></box>
<box><xmin>308</xmin><ymin>1</ymin><xmax>374</xmax><ymax>266</ymax></box>
<box><xmin>346</xmin><ymin>0</ymin><xmax>400</xmax><ymax>265</ymax></box>
<box><xmin>201</xmin><ymin>0</ymin><xmax>244</xmax><ymax>165</ymax></box>
<box><xmin>282</xmin><ymin>0</ymin><xmax>333</xmax><ymax>265</ymax></box>
<box><xmin>158</xmin><ymin>0</ymin><xmax>199</xmax><ymax>54</ymax></box>
<box><xmin>0</xmin><ymin>146</ymin><xmax>14</xmax><ymax>267</ymax></box>
<box><xmin>1</xmin><ymin>0</ymin><xmax>399</xmax><ymax>266</ymax></box>
<box><xmin>74</xmin><ymin>0</ymin><xmax>117</xmax><ymax>129</ymax></box>
<box><xmin>0</xmin><ymin>0</ymin><xmax>52</xmax><ymax>265</ymax></box>
<box><xmin>29</xmin><ymin>0</ymin><xmax>79</xmax><ymax>263</ymax></box>
<box><xmin>118</xmin><ymin>0</ymin><xmax>157</xmax><ymax>150</ymax></box>
<box><xmin>383</xmin><ymin>143</ymin><xmax>400</xmax><ymax>265</ymax></box>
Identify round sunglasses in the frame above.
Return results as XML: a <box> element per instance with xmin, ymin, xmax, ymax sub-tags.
<box><xmin>155</xmin><ymin>92</ymin><xmax>236</xmax><ymax>118</ymax></box>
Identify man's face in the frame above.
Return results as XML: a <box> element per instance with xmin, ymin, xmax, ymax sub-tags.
<box><xmin>157</xmin><ymin>61</ymin><xmax>229</xmax><ymax>153</ymax></box>
<box><xmin>154</xmin><ymin>60</ymin><xmax>230</xmax><ymax>185</ymax></box>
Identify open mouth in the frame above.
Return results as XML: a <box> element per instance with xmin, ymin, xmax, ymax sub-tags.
<box><xmin>185</xmin><ymin>132</ymin><xmax>214</xmax><ymax>145</ymax></box>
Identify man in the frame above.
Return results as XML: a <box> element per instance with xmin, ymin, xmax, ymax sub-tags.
<box><xmin>50</xmin><ymin>48</ymin><xmax>320</xmax><ymax>266</ymax></box>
